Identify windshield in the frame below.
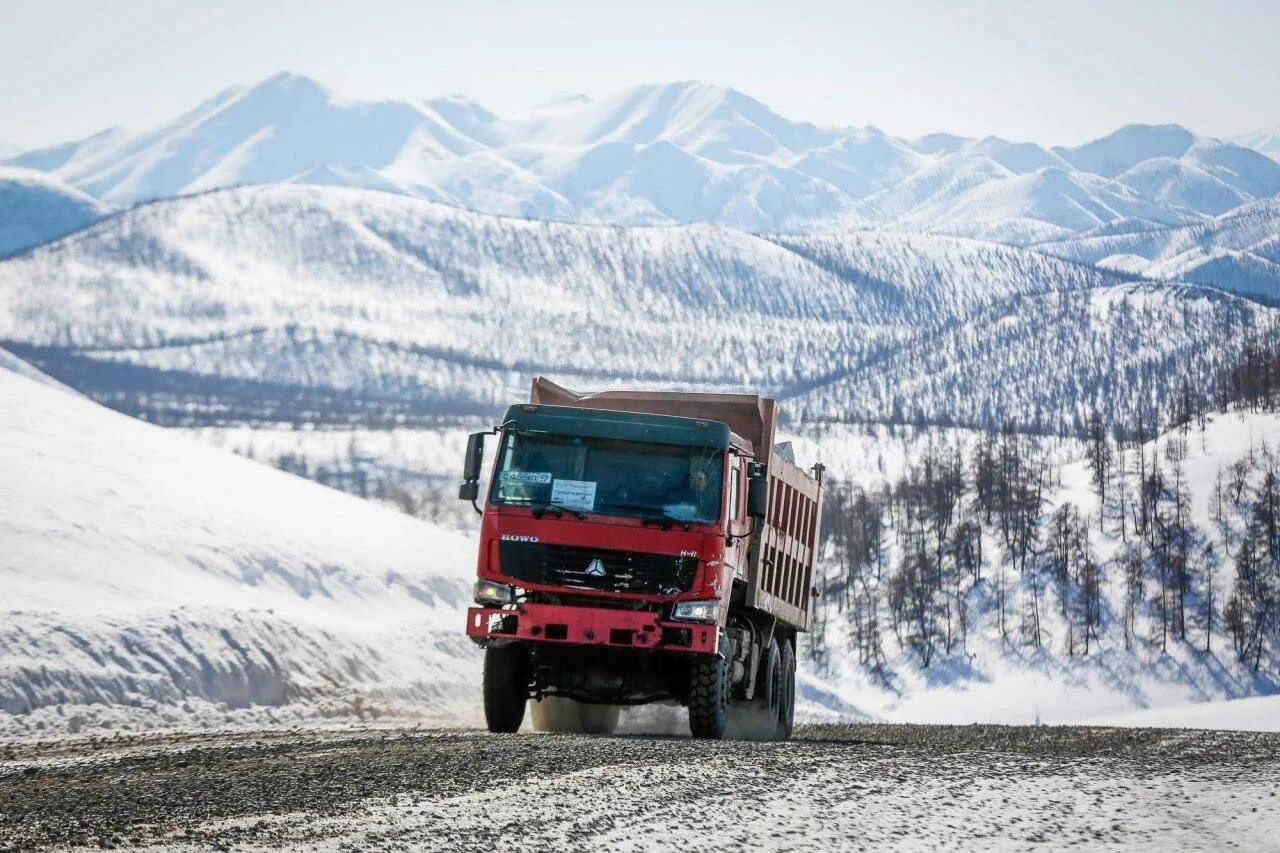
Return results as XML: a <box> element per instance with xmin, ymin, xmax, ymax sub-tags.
<box><xmin>491</xmin><ymin>430</ymin><xmax>725</xmax><ymax>525</ymax></box>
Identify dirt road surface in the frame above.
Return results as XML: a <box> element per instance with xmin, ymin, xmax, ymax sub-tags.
<box><xmin>2</xmin><ymin>724</ymin><xmax>1278</xmax><ymax>850</ymax></box>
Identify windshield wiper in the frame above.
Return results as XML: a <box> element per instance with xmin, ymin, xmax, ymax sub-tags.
<box><xmin>530</xmin><ymin>502</ymin><xmax>588</xmax><ymax>521</ymax></box>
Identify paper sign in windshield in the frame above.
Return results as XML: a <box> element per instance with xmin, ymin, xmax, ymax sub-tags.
<box><xmin>500</xmin><ymin>470</ymin><xmax>552</xmax><ymax>484</ymax></box>
<box><xmin>550</xmin><ymin>479</ymin><xmax>597</xmax><ymax>511</ymax></box>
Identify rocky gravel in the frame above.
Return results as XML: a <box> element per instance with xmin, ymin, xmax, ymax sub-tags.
<box><xmin>2</xmin><ymin>724</ymin><xmax>1278</xmax><ymax>850</ymax></box>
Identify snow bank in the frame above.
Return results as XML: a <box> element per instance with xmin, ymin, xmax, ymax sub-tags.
<box><xmin>0</xmin><ymin>354</ymin><xmax>482</xmax><ymax>735</ymax></box>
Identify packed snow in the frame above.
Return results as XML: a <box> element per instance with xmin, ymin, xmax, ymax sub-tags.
<box><xmin>1092</xmin><ymin>693</ymin><xmax>1280</xmax><ymax>731</ymax></box>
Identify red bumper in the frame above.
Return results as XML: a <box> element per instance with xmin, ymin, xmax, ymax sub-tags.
<box><xmin>466</xmin><ymin>602</ymin><xmax>719</xmax><ymax>654</ymax></box>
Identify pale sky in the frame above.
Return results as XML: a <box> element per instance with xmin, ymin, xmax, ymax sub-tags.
<box><xmin>2</xmin><ymin>0</ymin><xmax>1278</xmax><ymax>150</ymax></box>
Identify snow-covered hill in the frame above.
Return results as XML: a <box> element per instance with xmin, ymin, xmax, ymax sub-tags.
<box><xmin>0</xmin><ymin>167</ymin><xmax>109</xmax><ymax>257</ymax></box>
<box><xmin>8</xmin><ymin>74</ymin><xmax>1280</xmax><ymax>239</ymax></box>
<box><xmin>0</xmin><ymin>350</ymin><xmax>480</xmax><ymax>735</ymax></box>
<box><xmin>1039</xmin><ymin>198</ymin><xmax>1280</xmax><ymax>303</ymax></box>
<box><xmin>0</xmin><ymin>184</ymin><xmax>1267</xmax><ymax>435</ymax></box>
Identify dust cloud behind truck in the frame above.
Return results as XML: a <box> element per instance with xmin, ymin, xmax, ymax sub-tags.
<box><xmin>460</xmin><ymin>377</ymin><xmax>824</xmax><ymax>738</ymax></box>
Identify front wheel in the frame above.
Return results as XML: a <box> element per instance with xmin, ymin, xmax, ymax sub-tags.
<box><xmin>687</xmin><ymin>654</ymin><xmax>729</xmax><ymax>739</ymax></box>
<box><xmin>483</xmin><ymin>645</ymin><xmax>529</xmax><ymax>733</ymax></box>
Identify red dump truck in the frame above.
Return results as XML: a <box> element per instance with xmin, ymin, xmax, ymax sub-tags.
<box><xmin>460</xmin><ymin>378</ymin><xmax>824</xmax><ymax>739</ymax></box>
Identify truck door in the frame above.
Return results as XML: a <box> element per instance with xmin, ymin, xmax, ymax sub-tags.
<box><xmin>724</xmin><ymin>454</ymin><xmax>748</xmax><ymax>582</ymax></box>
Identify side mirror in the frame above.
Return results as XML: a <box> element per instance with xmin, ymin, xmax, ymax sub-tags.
<box><xmin>462</xmin><ymin>431</ymin><xmax>486</xmax><ymax>482</ymax></box>
<box><xmin>459</xmin><ymin>432</ymin><xmax>486</xmax><ymax>513</ymax></box>
<box><xmin>747</xmin><ymin>472</ymin><xmax>769</xmax><ymax>519</ymax></box>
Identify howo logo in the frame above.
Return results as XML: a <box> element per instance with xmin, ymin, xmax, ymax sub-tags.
<box><xmin>584</xmin><ymin>558</ymin><xmax>606</xmax><ymax>576</ymax></box>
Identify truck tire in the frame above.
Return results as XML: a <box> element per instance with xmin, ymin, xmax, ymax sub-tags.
<box><xmin>531</xmin><ymin>697</ymin><xmax>620</xmax><ymax>735</ymax></box>
<box><xmin>687</xmin><ymin>654</ymin><xmax>729</xmax><ymax>739</ymax></box>
<box><xmin>483</xmin><ymin>645</ymin><xmax>529</xmax><ymax>733</ymax></box>
<box><xmin>777</xmin><ymin>638</ymin><xmax>796</xmax><ymax>740</ymax></box>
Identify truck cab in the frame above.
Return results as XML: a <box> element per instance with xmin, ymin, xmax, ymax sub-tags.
<box><xmin>461</xmin><ymin>379</ymin><xmax>822</xmax><ymax>739</ymax></box>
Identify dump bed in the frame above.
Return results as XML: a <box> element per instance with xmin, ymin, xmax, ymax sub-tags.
<box><xmin>528</xmin><ymin>377</ymin><xmax>822</xmax><ymax>630</ymax></box>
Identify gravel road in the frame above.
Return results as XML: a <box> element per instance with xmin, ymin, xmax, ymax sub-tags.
<box><xmin>2</xmin><ymin>724</ymin><xmax>1278</xmax><ymax>850</ymax></box>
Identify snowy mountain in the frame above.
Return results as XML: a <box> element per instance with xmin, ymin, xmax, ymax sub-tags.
<box><xmin>8</xmin><ymin>74</ymin><xmax>1279</xmax><ymax>239</ymax></box>
<box><xmin>0</xmin><ymin>166</ymin><xmax>110</xmax><ymax>256</ymax></box>
<box><xmin>0</xmin><ymin>348</ymin><xmax>480</xmax><ymax>735</ymax></box>
<box><xmin>0</xmin><ymin>184</ymin><xmax>1271</xmax><ymax>436</ymax></box>
<box><xmin>1053</xmin><ymin>124</ymin><xmax>1200</xmax><ymax>177</ymax></box>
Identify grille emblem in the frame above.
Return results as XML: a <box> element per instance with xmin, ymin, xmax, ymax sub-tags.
<box><xmin>585</xmin><ymin>558</ymin><xmax>606</xmax><ymax>576</ymax></box>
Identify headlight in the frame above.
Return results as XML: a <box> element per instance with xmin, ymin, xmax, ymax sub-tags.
<box><xmin>671</xmin><ymin>600</ymin><xmax>720</xmax><ymax>623</ymax></box>
<box><xmin>474</xmin><ymin>580</ymin><xmax>516</xmax><ymax>607</ymax></box>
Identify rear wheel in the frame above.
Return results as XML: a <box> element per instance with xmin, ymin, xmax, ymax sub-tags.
<box><xmin>739</xmin><ymin>637</ymin><xmax>783</xmax><ymax>740</ymax></box>
<box><xmin>531</xmin><ymin>696</ymin><xmax>620</xmax><ymax>735</ymax></box>
<box><xmin>756</xmin><ymin>638</ymin><xmax>781</xmax><ymax>720</ymax></box>
<box><xmin>687</xmin><ymin>654</ymin><xmax>729</xmax><ymax>739</ymax></box>
<box><xmin>777</xmin><ymin>638</ymin><xmax>796</xmax><ymax>740</ymax></box>
<box><xmin>483</xmin><ymin>645</ymin><xmax>529</xmax><ymax>733</ymax></box>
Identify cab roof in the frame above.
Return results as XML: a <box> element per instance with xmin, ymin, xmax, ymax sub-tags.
<box><xmin>502</xmin><ymin>403</ymin><xmax>732</xmax><ymax>450</ymax></box>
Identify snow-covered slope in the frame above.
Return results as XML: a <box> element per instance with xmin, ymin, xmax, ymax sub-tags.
<box><xmin>1117</xmin><ymin>157</ymin><xmax>1250</xmax><ymax>216</ymax></box>
<box><xmin>9</xmin><ymin>74</ymin><xmax>1279</xmax><ymax>237</ymax></box>
<box><xmin>5</xmin><ymin>127</ymin><xmax>128</xmax><ymax>173</ymax></box>
<box><xmin>806</xmin><ymin>408</ymin><xmax>1280</xmax><ymax>726</ymax></box>
<box><xmin>0</xmin><ymin>183</ymin><xmax>1264</xmax><ymax>435</ymax></box>
<box><xmin>0</xmin><ymin>167</ymin><xmax>109</xmax><ymax>257</ymax></box>
<box><xmin>0</xmin><ymin>350</ymin><xmax>480</xmax><ymax>734</ymax></box>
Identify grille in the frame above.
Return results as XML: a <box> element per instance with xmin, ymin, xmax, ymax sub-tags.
<box><xmin>498</xmin><ymin>540</ymin><xmax>696</xmax><ymax>596</ymax></box>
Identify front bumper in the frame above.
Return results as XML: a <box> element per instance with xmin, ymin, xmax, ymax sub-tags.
<box><xmin>465</xmin><ymin>602</ymin><xmax>719</xmax><ymax>655</ymax></box>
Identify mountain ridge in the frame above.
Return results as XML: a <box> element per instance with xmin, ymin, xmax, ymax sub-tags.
<box><xmin>7</xmin><ymin>74</ymin><xmax>1279</xmax><ymax>246</ymax></box>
